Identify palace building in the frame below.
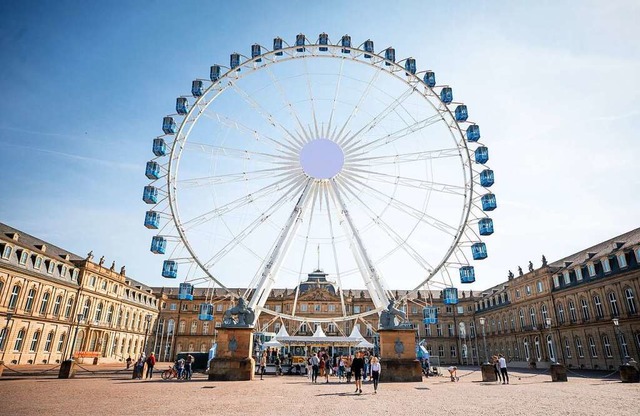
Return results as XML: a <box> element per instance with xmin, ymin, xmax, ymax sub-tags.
<box><xmin>0</xmin><ymin>223</ymin><xmax>158</xmax><ymax>365</ymax></box>
<box><xmin>2</xmin><ymin>221</ymin><xmax>639</xmax><ymax>370</ymax></box>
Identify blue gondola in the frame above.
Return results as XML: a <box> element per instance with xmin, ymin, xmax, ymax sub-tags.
<box><xmin>142</xmin><ymin>186</ymin><xmax>158</xmax><ymax>204</ymax></box>
<box><xmin>459</xmin><ymin>266</ymin><xmax>476</xmax><ymax>284</ymax></box>
<box><xmin>341</xmin><ymin>35</ymin><xmax>351</xmax><ymax>53</ymax></box>
<box><xmin>480</xmin><ymin>169</ymin><xmax>494</xmax><ymax>187</ymax></box>
<box><xmin>176</xmin><ymin>97</ymin><xmax>188</xmax><ymax>115</ymax></box>
<box><xmin>481</xmin><ymin>193</ymin><xmax>497</xmax><ymax>211</ymax></box>
<box><xmin>144</xmin><ymin>211</ymin><xmax>160</xmax><ymax>229</ymax></box>
<box><xmin>405</xmin><ymin>58</ymin><xmax>416</xmax><ymax>75</ymax></box>
<box><xmin>475</xmin><ymin>146</ymin><xmax>489</xmax><ymax>164</ymax></box>
<box><xmin>210</xmin><ymin>65</ymin><xmax>221</xmax><ymax>82</ymax></box>
<box><xmin>273</xmin><ymin>37</ymin><xmax>283</xmax><ymax>56</ymax></box>
<box><xmin>318</xmin><ymin>33</ymin><xmax>329</xmax><ymax>51</ymax></box>
<box><xmin>198</xmin><ymin>303</ymin><xmax>214</xmax><ymax>321</ymax></box>
<box><xmin>230</xmin><ymin>53</ymin><xmax>240</xmax><ymax>70</ymax></box>
<box><xmin>296</xmin><ymin>34</ymin><xmax>306</xmax><ymax>52</ymax></box>
<box><xmin>150</xmin><ymin>236</ymin><xmax>167</xmax><ymax>254</ymax></box>
<box><xmin>162</xmin><ymin>260</ymin><xmax>178</xmax><ymax>279</ymax></box>
<box><xmin>153</xmin><ymin>138</ymin><xmax>167</xmax><ymax>157</ymax></box>
<box><xmin>178</xmin><ymin>283</ymin><xmax>194</xmax><ymax>300</ymax></box>
<box><xmin>478</xmin><ymin>218</ymin><xmax>494</xmax><ymax>236</ymax></box>
<box><xmin>423</xmin><ymin>306</ymin><xmax>438</xmax><ymax>324</ymax></box>
<box><xmin>251</xmin><ymin>44</ymin><xmax>262</xmax><ymax>62</ymax></box>
<box><xmin>162</xmin><ymin>117</ymin><xmax>176</xmax><ymax>134</ymax></box>
<box><xmin>440</xmin><ymin>87</ymin><xmax>453</xmax><ymax>104</ymax></box>
<box><xmin>471</xmin><ymin>242</ymin><xmax>488</xmax><ymax>260</ymax></box>
<box><xmin>191</xmin><ymin>80</ymin><xmax>204</xmax><ymax>97</ymax></box>
<box><xmin>467</xmin><ymin>125</ymin><xmax>480</xmax><ymax>142</ymax></box>
<box><xmin>384</xmin><ymin>47</ymin><xmax>395</xmax><ymax>66</ymax></box>
<box><xmin>443</xmin><ymin>287</ymin><xmax>459</xmax><ymax>305</ymax></box>
<box><xmin>423</xmin><ymin>71</ymin><xmax>436</xmax><ymax>87</ymax></box>
<box><xmin>455</xmin><ymin>105</ymin><xmax>468</xmax><ymax>121</ymax></box>
<box><xmin>145</xmin><ymin>161</ymin><xmax>160</xmax><ymax>180</ymax></box>
<box><xmin>363</xmin><ymin>39</ymin><xmax>374</xmax><ymax>58</ymax></box>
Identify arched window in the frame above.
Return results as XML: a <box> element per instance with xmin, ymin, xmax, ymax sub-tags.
<box><xmin>25</xmin><ymin>288</ymin><xmax>36</xmax><ymax>312</ymax></box>
<box><xmin>608</xmin><ymin>292</ymin><xmax>620</xmax><ymax>317</ymax></box>
<box><xmin>541</xmin><ymin>304</ymin><xmax>549</xmax><ymax>322</ymax></box>
<box><xmin>519</xmin><ymin>309</ymin><xmax>525</xmax><ymax>328</ymax></box>
<box><xmin>568</xmin><ymin>300</ymin><xmax>577</xmax><ymax>322</ymax></box>
<box><xmin>64</xmin><ymin>298</ymin><xmax>74</xmax><ymax>318</ymax></box>
<box><xmin>29</xmin><ymin>331</ymin><xmax>41</xmax><ymax>352</ymax></box>
<box><xmin>202</xmin><ymin>322</ymin><xmax>209</xmax><ymax>335</ymax></box>
<box><xmin>14</xmin><ymin>328</ymin><xmax>26</xmax><ymax>351</ymax></box>
<box><xmin>167</xmin><ymin>319</ymin><xmax>175</xmax><ymax>334</ymax></box>
<box><xmin>200</xmin><ymin>343</ymin><xmax>207</xmax><ymax>353</ymax></box>
<box><xmin>556</xmin><ymin>302</ymin><xmax>565</xmax><ymax>323</ymax></box>
<box><xmin>125</xmin><ymin>312</ymin><xmax>130</xmax><ymax>328</ymax></box>
<box><xmin>564</xmin><ymin>337</ymin><xmax>572</xmax><ymax>358</ymax></box>
<box><xmin>53</xmin><ymin>295</ymin><xmax>62</xmax><ymax>316</ymax></box>
<box><xmin>602</xmin><ymin>335</ymin><xmax>613</xmax><ymax>358</ymax></box>
<box><xmin>190</xmin><ymin>321</ymin><xmax>198</xmax><ymax>334</ymax></box>
<box><xmin>509</xmin><ymin>313</ymin><xmax>515</xmax><ymax>330</ymax></box>
<box><xmin>82</xmin><ymin>299</ymin><xmax>91</xmax><ymax>320</ymax></box>
<box><xmin>588</xmin><ymin>336</ymin><xmax>598</xmax><ymax>358</ymax></box>
<box><xmin>534</xmin><ymin>336</ymin><xmax>541</xmax><ymax>361</ymax></box>
<box><xmin>57</xmin><ymin>332</ymin><xmax>66</xmax><ymax>352</ymax></box>
<box><xmin>523</xmin><ymin>338</ymin><xmax>530</xmax><ymax>362</ymax></box>
<box><xmin>529</xmin><ymin>307</ymin><xmax>537</xmax><ymax>327</ymax></box>
<box><xmin>593</xmin><ymin>295</ymin><xmax>604</xmax><ymax>318</ymax></box>
<box><xmin>580</xmin><ymin>298</ymin><xmax>590</xmax><ymax>321</ymax></box>
<box><xmin>8</xmin><ymin>285</ymin><xmax>21</xmax><ymax>310</ymax></box>
<box><xmin>95</xmin><ymin>303</ymin><xmax>103</xmax><ymax>322</ymax></box>
<box><xmin>106</xmin><ymin>305</ymin><xmax>114</xmax><ymax>323</ymax></box>
<box><xmin>44</xmin><ymin>331</ymin><xmax>54</xmax><ymax>352</ymax></box>
<box><xmin>179</xmin><ymin>321</ymin><xmax>186</xmax><ymax>334</ymax></box>
<box><xmin>546</xmin><ymin>335</ymin><xmax>555</xmax><ymax>362</ymax></box>
<box><xmin>625</xmin><ymin>288</ymin><xmax>637</xmax><ymax>315</ymax></box>
<box><xmin>575</xmin><ymin>337</ymin><xmax>584</xmax><ymax>358</ymax></box>
<box><xmin>39</xmin><ymin>292</ymin><xmax>50</xmax><ymax>315</ymax></box>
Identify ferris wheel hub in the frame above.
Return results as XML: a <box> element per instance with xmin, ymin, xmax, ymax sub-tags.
<box><xmin>299</xmin><ymin>138</ymin><xmax>345</xmax><ymax>179</ymax></box>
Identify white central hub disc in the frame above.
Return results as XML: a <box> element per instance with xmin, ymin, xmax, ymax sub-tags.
<box><xmin>299</xmin><ymin>139</ymin><xmax>345</xmax><ymax>179</ymax></box>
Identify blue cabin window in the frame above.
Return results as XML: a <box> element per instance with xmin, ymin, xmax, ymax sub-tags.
<box><xmin>145</xmin><ymin>161</ymin><xmax>161</xmax><ymax>180</ymax></box>
<box><xmin>296</xmin><ymin>34</ymin><xmax>306</xmax><ymax>52</ymax></box>
<box><xmin>423</xmin><ymin>307</ymin><xmax>438</xmax><ymax>324</ymax></box>
<box><xmin>455</xmin><ymin>105</ymin><xmax>468</xmax><ymax>121</ymax></box>
<box><xmin>143</xmin><ymin>186</ymin><xmax>158</xmax><ymax>204</ymax></box>
<box><xmin>198</xmin><ymin>303</ymin><xmax>214</xmax><ymax>321</ymax></box>
<box><xmin>191</xmin><ymin>80</ymin><xmax>204</xmax><ymax>97</ymax></box>
<box><xmin>178</xmin><ymin>283</ymin><xmax>194</xmax><ymax>300</ymax></box>
<box><xmin>341</xmin><ymin>35</ymin><xmax>351</xmax><ymax>53</ymax></box>
<box><xmin>478</xmin><ymin>218</ymin><xmax>494</xmax><ymax>236</ymax></box>
<box><xmin>152</xmin><ymin>138</ymin><xmax>167</xmax><ymax>157</ymax></box>
<box><xmin>480</xmin><ymin>170</ymin><xmax>494</xmax><ymax>187</ymax></box>
<box><xmin>467</xmin><ymin>125</ymin><xmax>480</xmax><ymax>142</ymax></box>
<box><xmin>176</xmin><ymin>97</ymin><xmax>189</xmax><ymax>115</ymax></box>
<box><xmin>440</xmin><ymin>87</ymin><xmax>453</xmax><ymax>104</ymax></box>
<box><xmin>210</xmin><ymin>65</ymin><xmax>221</xmax><ymax>82</ymax></box>
<box><xmin>423</xmin><ymin>71</ymin><xmax>436</xmax><ymax>87</ymax></box>
<box><xmin>481</xmin><ymin>193</ymin><xmax>497</xmax><ymax>211</ymax></box>
<box><xmin>273</xmin><ymin>37</ymin><xmax>283</xmax><ymax>56</ymax></box>
<box><xmin>364</xmin><ymin>40</ymin><xmax>374</xmax><ymax>58</ymax></box>
<box><xmin>471</xmin><ymin>242</ymin><xmax>488</xmax><ymax>260</ymax></box>
<box><xmin>443</xmin><ymin>287</ymin><xmax>459</xmax><ymax>305</ymax></box>
<box><xmin>162</xmin><ymin>117</ymin><xmax>176</xmax><ymax>135</ymax></box>
<box><xmin>251</xmin><ymin>44</ymin><xmax>261</xmax><ymax>62</ymax></box>
<box><xmin>318</xmin><ymin>33</ymin><xmax>329</xmax><ymax>51</ymax></box>
<box><xmin>162</xmin><ymin>260</ymin><xmax>178</xmax><ymax>279</ymax></box>
<box><xmin>144</xmin><ymin>211</ymin><xmax>160</xmax><ymax>229</ymax></box>
<box><xmin>460</xmin><ymin>266</ymin><xmax>476</xmax><ymax>284</ymax></box>
<box><xmin>405</xmin><ymin>58</ymin><xmax>416</xmax><ymax>75</ymax></box>
<box><xmin>384</xmin><ymin>48</ymin><xmax>395</xmax><ymax>66</ymax></box>
<box><xmin>230</xmin><ymin>53</ymin><xmax>240</xmax><ymax>70</ymax></box>
<box><xmin>475</xmin><ymin>146</ymin><xmax>489</xmax><ymax>164</ymax></box>
<box><xmin>150</xmin><ymin>236</ymin><xmax>167</xmax><ymax>254</ymax></box>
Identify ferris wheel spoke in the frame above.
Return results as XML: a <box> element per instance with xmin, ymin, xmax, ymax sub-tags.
<box><xmin>345</xmin><ymin>113</ymin><xmax>444</xmax><ymax>156</ymax></box>
<box><xmin>339</xmin><ymin>85</ymin><xmax>416</xmax><ymax>151</ymax></box>
<box><xmin>341</xmin><ymin>167</ymin><xmax>466</xmax><ymax>196</ymax></box>
<box><xmin>184</xmin><ymin>140</ymin><xmax>299</xmax><ymax>164</ymax></box>
<box><xmin>339</xmin><ymin>174</ymin><xmax>459</xmax><ymax>237</ymax></box>
<box><xmin>302</xmin><ymin>57</ymin><xmax>320</xmax><ymax>140</ymax></box>
<box><xmin>200</xmin><ymin>110</ymin><xmax>300</xmax><ymax>156</ymax></box>
<box><xmin>180</xmin><ymin>171</ymin><xmax>303</xmax><ymax>230</ymax></box>
<box><xmin>201</xmin><ymin>177</ymin><xmax>308</xmax><ymax>269</ymax></box>
<box><xmin>326</xmin><ymin>58</ymin><xmax>345</xmax><ymax>137</ymax></box>
<box><xmin>178</xmin><ymin>167</ymin><xmax>299</xmax><ymax>188</ymax></box>
<box><xmin>347</xmin><ymin>148</ymin><xmax>460</xmax><ymax>165</ymax></box>
<box><xmin>227</xmin><ymin>80</ymin><xmax>307</xmax><ymax>149</ymax></box>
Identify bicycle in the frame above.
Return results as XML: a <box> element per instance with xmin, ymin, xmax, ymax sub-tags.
<box><xmin>161</xmin><ymin>365</ymin><xmax>187</xmax><ymax>380</ymax></box>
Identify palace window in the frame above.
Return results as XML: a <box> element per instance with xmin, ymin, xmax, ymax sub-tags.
<box><xmin>563</xmin><ymin>271</ymin><xmax>570</xmax><ymax>285</ymax></box>
<box><xmin>448</xmin><ymin>324</ymin><xmax>454</xmax><ymax>337</ymax></box>
<box><xmin>568</xmin><ymin>301</ymin><xmax>577</xmax><ymax>322</ymax></box>
<box><xmin>523</xmin><ymin>338</ymin><xmax>530</xmax><ymax>362</ymax></box>
<box><xmin>470</xmin><ymin>321</ymin><xmax>476</xmax><ymax>337</ymax></box>
<box><xmin>34</xmin><ymin>256</ymin><xmax>42</xmax><ymax>270</ymax></box>
<box><xmin>594</xmin><ymin>295</ymin><xmax>604</xmax><ymax>319</ymax></box>
<box><xmin>275</xmin><ymin>305</ymin><xmax>282</xmax><ymax>313</ymax></box>
<box><xmin>39</xmin><ymin>292</ymin><xmax>50</xmax><ymax>315</ymax></box>
<box><xmin>19</xmin><ymin>250</ymin><xmax>28</xmax><ymax>265</ymax></box>
<box><xmin>536</xmin><ymin>281</ymin><xmax>543</xmax><ymax>293</ymax></box>
<box><xmin>609</xmin><ymin>292</ymin><xmax>620</xmax><ymax>317</ymax></box>
<box><xmin>53</xmin><ymin>295</ymin><xmax>62</xmax><ymax>316</ymax></box>
<box><xmin>25</xmin><ymin>288</ymin><xmax>36</xmax><ymax>312</ymax></box>
<box><xmin>106</xmin><ymin>305</ymin><xmax>114</xmax><ymax>323</ymax></box>
<box><xmin>301</xmin><ymin>304</ymin><xmax>308</xmax><ymax>312</ymax></box>
<box><xmin>541</xmin><ymin>304</ymin><xmax>548</xmax><ymax>322</ymax></box>
<box><xmin>601</xmin><ymin>258</ymin><xmax>611</xmax><ymax>274</ymax></box>
<box><xmin>438</xmin><ymin>345</ymin><xmax>444</xmax><ymax>357</ymax></box>
<box><xmin>564</xmin><ymin>338</ymin><xmax>572</xmax><ymax>358</ymax></box>
<box><xmin>47</xmin><ymin>261</ymin><xmax>55</xmax><ymax>274</ymax></box>
<box><xmin>602</xmin><ymin>335</ymin><xmax>613</xmax><ymax>358</ymax></box>
<box><xmin>515</xmin><ymin>289</ymin><xmax>521</xmax><ymax>299</ymax></box>
<box><xmin>314</xmin><ymin>304</ymin><xmax>321</xmax><ymax>312</ymax></box>
<box><xmin>57</xmin><ymin>333</ymin><xmax>66</xmax><ymax>352</ymax></box>
<box><xmin>178</xmin><ymin>321</ymin><xmax>186</xmax><ymax>334</ymax></box>
<box><xmin>353</xmin><ymin>305</ymin><xmax>360</xmax><ymax>314</ymax></box>
<box><xmin>14</xmin><ymin>329</ymin><xmax>25</xmax><ymax>351</ymax></box>
<box><xmin>556</xmin><ymin>302</ymin><xmax>565</xmax><ymax>324</ymax></box>
<box><xmin>2</xmin><ymin>245</ymin><xmax>12</xmax><ymax>259</ymax></box>
<box><xmin>64</xmin><ymin>298</ymin><xmax>73</xmax><ymax>319</ymax></box>
<box><xmin>29</xmin><ymin>331</ymin><xmax>40</xmax><ymax>352</ymax></box>
<box><xmin>575</xmin><ymin>268</ymin><xmax>583</xmax><ymax>281</ymax></box>
<box><xmin>625</xmin><ymin>288</ymin><xmax>637</xmax><ymax>315</ymax></box>
<box><xmin>621</xmin><ymin>334</ymin><xmax>629</xmax><ymax>358</ymax></box>
<box><xmin>436</xmin><ymin>324</ymin><xmax>443</xmax><ymax>337</ymax></box>
<box><xmin>529</xmin><ymin>307</ymin><xmax>537</xmax><ymax>327</ymax></box>
<box><xmin>44</xmin><ymin>332</ymin><xmax>54</xmax><ymax>352</ymax></box>
<box><xmin>519</xmin><ymin>309</ymin><xmax>525</xmax><ymax>328</ymax></box>
<box><xmin>60</xmin><ymin>265</ymin><xmax>67</xmax><ymax>278</ymax></box>
<box><xmin>525</xmin><ymin>285</ymin><xmax>531</xmax><ymax>296</ymax></box>
<box><xmin>82</xmin><ymin>299</ymin><xmax>91</xmax><ymax>319</ymax></box>
<box><xmin>588</xmin><ymin>336</ymin><xmax>598</xmax><ymax>358</ymax></box>
<box><xmin>425</xmin><ymin>324</ymin><xmax>432</xmax><ymax>336</ymax></box>
<box><xmin>8</xmin><ymin>285</ymin><xmax>21</xmax><ymax>310</ymax></box>
<box><xmin>450</xmin><ymin>345</ymin><xmax>457</xmax><ymax>357</ymax></box>
<box><xmin>580</xmin><ymin>298</ymin><xmax>590</xmax><ymax>321</ymax></box>
<box><xmin>587</xmin><ymin>263</ymin><xmax>596</xmax><ymax>277</ymax></box>
<box><xmin>575</xmin><ymin>337</ymin><xmax>584</xmax><ymax>358</ymax></box>
<box><xmin>190</xmin><ymin>321</ymin><xmax>198</xmax><ymax>334</ymax></box>
<box><xmin>328</xmin><ymin>304</ymin><xmax>336</xmax><ymax>312</ymax></box>
<box><xmin>167</xmin><ymin>319</ymin><xmax>175</xmax><ymax>334</ymax></box>
<box><xmin>534</xmin><ymin>337</ymin><xmax>542</xmax><ymax>361</ymax></box>
<box><xmin>216</xmin><ymin>303</ymin><xmax>223</xmax><ymax>312</ymax></box>
<box><xmin>617</xmin><ymin>253</ymin><xmax>627</xmax><ymax>269</ymax></box>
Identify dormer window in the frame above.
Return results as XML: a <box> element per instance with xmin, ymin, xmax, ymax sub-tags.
<box><xmin>60</xmin><ymin>265</ymin><xmax>68</xmax><ymax>277</ymax></box>
<box><xmin>617</xmin><ymin>253</ymin><xmax>627</xmax><ymax>269</ymax></box>
<box><xmin>563</xmin><ymin>271</ymin><xmax>571</xmax><ymax>285</ymax></box>
<box><xmin>2</xmin><ymin>244</ymin><xmax>12</xmax><ymax>259</ymax></box>
<box><xmin>72</xmin><ymin>269</ymin><xmax>79</xmax><ymax>281</ymax></box>
<box><xmin>34</xmin><ymin>256</ymin><xmax>42</xmax><ymax>270</ymax></box>
<box><xmin>18</xmin><ymin>250</ymin><xmax>28</xmax><ymax>265</ymax></box>
<box><xmin>575</xmin><ymin>268</ymin><xmax>583</xmax><ymax>281</ymax></box>
<box><xmin>552</xmin><ymin>275</ymin><xmax>560</xmax><ymax>288</ymax></box>
<box><xmin>601</xmin><ymin>258</ymin><xmax>611</xmax><ymax>274</ymax></box>
<box><xmin>635</xmin><ymin>248</ymin><xmax>640</xmax><ymax>263</ymax></box>
<box><xmin>47</xmin><ymin>260</ymin><xmax>55</xmax><ymax>274</ymax></box>
<box><xmin>587</xmin><ymin>262</ymin><xmax>596</xmax><ymax>277</ymax></box>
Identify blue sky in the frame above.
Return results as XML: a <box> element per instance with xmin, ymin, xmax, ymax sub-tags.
<box><xmin>1</xmin><ymin>0</ymin><xmax>639</xmax><ymax>292</ymax></box>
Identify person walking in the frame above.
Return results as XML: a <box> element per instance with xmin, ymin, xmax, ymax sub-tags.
<box><xmin>370</xmin><ymin>356</ymin><xmax>381</xmax><ymax>394</ymax></box>
<box><xmin>492</xmin><ymin>355</ymin><xmax>502</xmax><ymax>383</ymax></box>
<box><xmin>176</xmin><ymin>357</ymin><xmax>185</xmax><ymax>380</ymax></box>
<box><xmin>324</xmin><ymin>353</ymin><xmax>331</xmax><ymax>383</ymax></box>
<box><xmin>351</xmin><ymin>351</ymin><xmax>365</xmax><ymax>394</ymax></box>
<box><xmin>338</xmin><ymin>356</ymin><xmax>346</xmax><ymax>383</ymax></box>
<box><xmin>259</xmin><ymin>351</ymin><xmax>267</xmax><ymax>380</ymax></box>
<box><xmin>310</xmin><ymin>353</ymin><xmax>320</xmax><ymax>383</ymax></box>
<box><xmin>145</xmin><ymin>352</ymin><xmax>156</xmax><ymax>379</ymax></box>
<box><xmin>135</xmin><ymin>353</ymin><xmax>145</xmax><ymax>380</ymax></box>
<box><xmin>185</xmin><ymin>354</ymin><xmax>194</xmax><ymax>380</ymax></box>
<box><xmin>498</xmin><ymin>354</ymin><xmax>509</xmax><ymax>384</ymax></box>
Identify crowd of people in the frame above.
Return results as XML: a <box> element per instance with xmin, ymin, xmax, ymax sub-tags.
<box><xmin>305</xmin><ymin>349</ymin><xmax>381</xmax><ymax>394</ymax></box>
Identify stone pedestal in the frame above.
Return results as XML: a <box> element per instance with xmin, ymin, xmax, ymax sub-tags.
<box><xmin>58</xmin><ymin>359</ymin><xmax>77</xmax><ymax>379</ymax></box>
<box><xmin>619</xmin><ymin>365</ymin><xmax>640</xmax><ymax>383</ymax></box>
<box><xmin>481</xmin><ymin>363</ymin><xmax>497</xmax><ymax>382</ymax></box>
<box><xmin>208</xmin><ymin>327</ymin><xmax>255</xmax><ymax>381</ymax></box>
<box><xmin>550</xmin><ymin>363</ymin><xmax>567</xmax><ymax>382</ymax></box>
<box><xmin>378</xmin><ymin>329</ymin><xmax>422</xmax><ymax>382</ymax></box>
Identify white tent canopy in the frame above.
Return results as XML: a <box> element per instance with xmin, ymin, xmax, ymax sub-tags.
<box><xmin>357</xmin><ymin>339</ymin><xmax>375</xmax><ymax>348</ymax></box>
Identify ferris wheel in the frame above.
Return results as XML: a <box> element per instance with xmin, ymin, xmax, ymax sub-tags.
<box><xmin>142</xmin><ymin>33</ymin><xmax>496</xmax><ymax>325</ymax></box>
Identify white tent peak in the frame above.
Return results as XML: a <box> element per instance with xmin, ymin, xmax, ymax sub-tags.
<box><xmin>348</xmin><ymin>325</ymin><xmax>364</xmax><ymax>340</ymax></box>
<box><xmin>312</xmin><ymin>324</ymin><xmax>327</xmax><ymax>338</ymax></box>
<box><xmin>276</xmin><ymin>325</ymin><xmax>290</xmax><ymax>338</ymax></box>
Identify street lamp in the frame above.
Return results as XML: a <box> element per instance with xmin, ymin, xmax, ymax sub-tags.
<box><xmin>479</xmin><ymin>317</ymin><xmax>489</xmax><ymax>364</ymax></box>
<box><xmin>68</xmin><ymin>313</ymin><xmax>85</xmax><ymax>361</ymax></box>
<box><xmin>612</xmin><ymin>318</ymin><xmax>627</xmax><ymax>365</ymax></box>
<box><xmin>1</xmin><ymin>312</ymin><xmax>14</xmax><ymax>362</ymax></box>
<box><xmin>143</xmin><ymin>314</ymin><xmax>153</xmax><ymax>355</ymax></box>
<box><xmin>545</xmin><ymin>317</ymin><xmax>556</xmax><ymax>363</ymax></box>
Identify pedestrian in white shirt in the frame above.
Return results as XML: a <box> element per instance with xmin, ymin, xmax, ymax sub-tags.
<box><xmin>498</xmin><ymin>354</ymin><xmax>509</xmax><ymax>384</ymax></box>
<box><xmin>370</xmin><ymin>356</ymin><xmax>381</xmax><ymax>393</ymax></box>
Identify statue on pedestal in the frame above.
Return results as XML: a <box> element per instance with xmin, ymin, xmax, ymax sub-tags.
<box><xmin>542</xmin><ymin>255</ymin><xmax>548</xmax><ymax>266</ymax></box>
<box><xmin>528</xmin><ymin>261</ymin><xmax>534</xmax><ymax>272</ymax></box>
<box><xmin>380</xmin><ymin>301</ymin><xmax>411</xmax><ymax>329</ymax></box>
<box><xmin>222</xmin><ymin>297</ymin><xmax>255</xmax><ymax>327</ymax></box>
<box><xmin>98</xmin><ymin>256</ymin><xmax>105</xmax><ymax>267</ymax></box>
<box><xmin>518</xmin><ymin>266</ymin><xmax>523</xmax><ymax>276</ymax></box>
<box><xmin>86</xmin><ymin>251</ymin><xmax>94</xmax><ymax>261</ymax></box>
